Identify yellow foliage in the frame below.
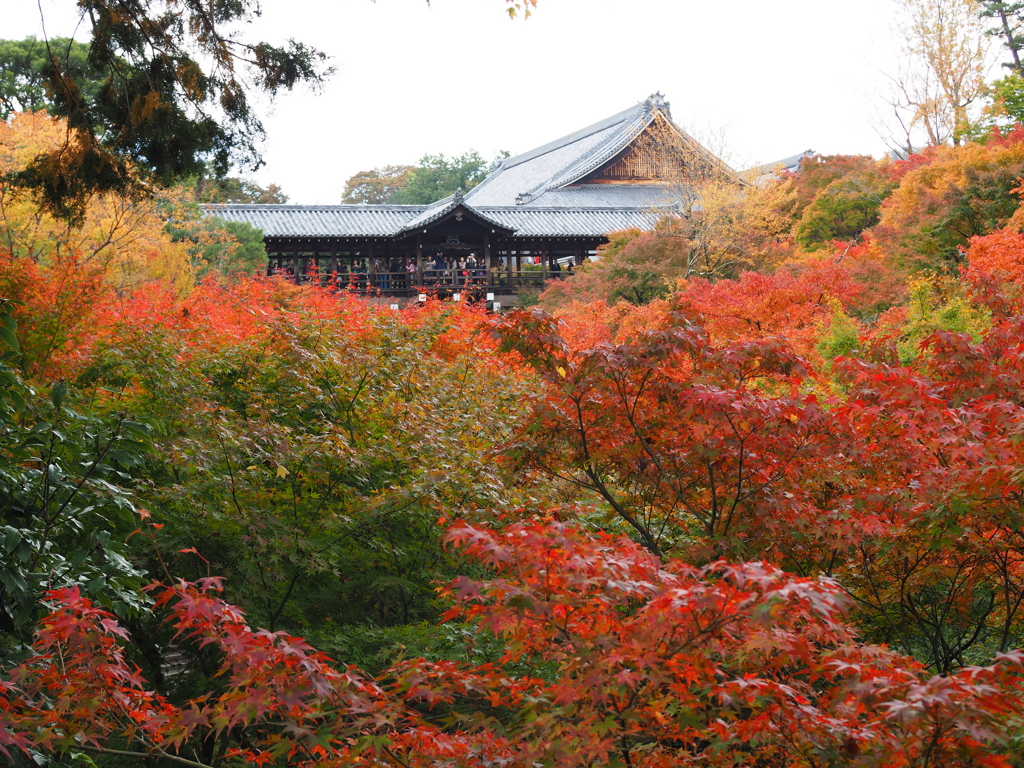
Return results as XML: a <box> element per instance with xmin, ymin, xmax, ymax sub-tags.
<box><xmin>896</xmin><ymin>275</ymin><xmax>991</xmax><ymax>362</ymax></box>
<box><xmin>872</xmin><ymin>138</ymin><xmax>1024</xmax><ymax>271</ymax></box>
<box><xmin>0</xmin><ymin>112</ymin><xmax>194</xmax><ymax>295</ymax></box>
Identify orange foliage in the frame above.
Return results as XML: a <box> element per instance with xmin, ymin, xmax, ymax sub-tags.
<box><xmin>872</xmin><ymin>135</ymin><xmax>1024</xmax><ymax>271</ymax></box>
<box><xmin>673</xmin><ymin>259</ymin><xmax>861</xmax><ymax>359</ymax></box>
<box><xmin>963</xmin><ymin>227</ymin><xmax>1024</xmax><ymax>315</ymax></box>
<box><xmin>549</xmin><ymin>298</ymin><xmax>672</xmax><ymax>351</ymax></box>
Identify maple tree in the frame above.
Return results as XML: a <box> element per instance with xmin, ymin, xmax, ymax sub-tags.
<box><xmin>13</xmin><ymin>74</ymin><xmax>1024</xmax><ymax>766</ymax></box>
<box><xmin>963</xmin><ymin>223</ymin><xmax>1024</xmax><ymax>314</ymax></box>
<box><xmin>828</xmin><ymin>316</ymin><xmax>1024</xmax><ymax>671</ymax></box>
<box><xmin>0</xmin><ymin>112</ymin><xmax>194</xmax><ymax>294</ymax></box>
<box><xmin>491</xmin><ymin>307</ymin><xmax>848</xmax><ymax>569</ymax></box>
<box><xmin>871</xmin><ymin>129</ymin><xmax>1024</xmax><ymax>271</ymax></box>
<box><xmin>7</xmin><ymin>520</ymin><xmax>1024</xmax><ymax>767</ymax></box>
<box><xmin>792</xmin><ymin>158</ymin><xmax>894</xmax><ymax>251</ymax></box>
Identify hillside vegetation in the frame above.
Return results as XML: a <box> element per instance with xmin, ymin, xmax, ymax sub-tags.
<box><xmin>10</xmin><ymin>105</ymin><xmax>1024</xmax><ymax>766</ymax></box>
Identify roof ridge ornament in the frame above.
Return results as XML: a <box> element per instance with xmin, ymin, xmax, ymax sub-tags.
<box><xmin>453</xmin><ymin>188</ymin><xmax>464</xmax><ymax>205</ymax></box>
<box><xmin>647</xmin><ymin>92</ymin><xmax>669</xmax><ymax>114</ymax></box>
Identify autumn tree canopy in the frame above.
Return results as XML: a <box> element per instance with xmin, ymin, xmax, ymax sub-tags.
<box><xmin>889</xmin><ymin>0</ymin><xmax>990</xmax><ymax>148</ymax></box>
<box><xmin>15</xmin><ymin>2</ymin><xmax>1024</xmax><ymax>764</ymax></box>
<box><xmin>341</xmin><ymin>165</ymin><xmax>415</xmax><ymax>204</ymax></box>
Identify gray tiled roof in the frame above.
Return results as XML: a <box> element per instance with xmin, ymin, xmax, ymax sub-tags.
<box><xmin>396</xmin><ymin>191</ymin><xmax>511</xmax><ymax>234</ymax></box>
<box><xmin>465</xmin><ymin>122</ymin><xmax>627</xmax><ymax>207</ymax></box>
<box><xmin>206</xmin><ymin>205</ymin><xmax>419</xmax><ymax>237</ymax></box>
<box><xmin>483</xmin><ymin>207</ymin><xmax>665</xmax><ymax>237</ymax></box>
<box><xmin>746</xmin><ymin>149</ymin><xmax>816</xmax><ymax>177</ymax></box>
<box><xmin>208</xmin><ymin>203</ymin><xmax>663</xmax><ymax>239</ymax></box>
<box><xmin>527</xmin><ymin>184</ymin><xmax>683</xmax><ymax>209</ymax></box>
<box><xmin>465</xmin><ymin>96</ymin><xmax>658</xmax><ymax>207</ymax></box>
<box><xmin>465</xmin><ymin>93</ymin><xmax>727</xmax><ymax>208</ymax></box>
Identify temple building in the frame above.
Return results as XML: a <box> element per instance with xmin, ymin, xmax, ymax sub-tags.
<box><xmin>209</xmin><ymin>93</ymin><xmax>734</xmax><ymax>296</ymax></box>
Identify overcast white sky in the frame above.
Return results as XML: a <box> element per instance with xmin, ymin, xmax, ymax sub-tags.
<box><xmin>10</xmin><ymin>0</ymin><xmax>909</xmax><ymax>203</ymax></box>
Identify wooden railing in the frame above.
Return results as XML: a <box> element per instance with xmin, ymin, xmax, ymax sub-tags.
<box><xmin>281</xmin><ymin>270</ymin><xmax>567</xmax><ymax>296</ymax></box>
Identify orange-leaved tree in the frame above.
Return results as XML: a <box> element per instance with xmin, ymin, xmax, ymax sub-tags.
<box><xmin>491</xmin><ymin>307</ymin><xmax>849</xmax><ymax>570</ymax></box>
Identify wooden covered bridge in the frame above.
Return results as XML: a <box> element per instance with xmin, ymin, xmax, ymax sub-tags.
<box><xmin>208</xmin><ymin>94</ymin><xmax>731</xmax><ymax>301</ymax></box>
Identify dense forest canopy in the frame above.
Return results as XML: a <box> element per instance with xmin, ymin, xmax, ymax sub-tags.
<box><xmin>11</xmin><ymin>1</ymin><xmax>1024</xmax><ymax>766</ymax></box>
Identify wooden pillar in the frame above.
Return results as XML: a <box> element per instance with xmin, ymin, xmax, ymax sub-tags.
<box><xmin>484</xmin><ymin>233</ymin><xmax>491</xmax><ymax>288</ymax></box>
<box><xmin>416</xmin><ymin>236</ymin><xmax>424</xmax><ymax>283</ymax></box>
<box><xmin>541</xmin><ymin>242</ymin><xmax>548</xmax><ymax>280</ymax></box>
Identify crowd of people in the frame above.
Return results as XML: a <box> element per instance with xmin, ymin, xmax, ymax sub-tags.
<box><xmin>273</xmin><ymin>251</ymin><xmax>574</xmax><ymax>291</ymax></box>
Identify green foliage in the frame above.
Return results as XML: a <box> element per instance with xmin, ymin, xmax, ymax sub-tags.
<box><xmin>816</xmin><ymin>298</ymin><xmax>862</xmax><ymax>364</ymax></box>
<box><xmin>790</xmin><ymin>155</ymin><xmax>882</xmax><ymax>218</ymax></box>
<box><xmin>0</xmin><ymin>37</ymin><xmax>106</xmax><ymax>120</ymax></box>
<box><xmin>388</xmin><ymin>151</ymin><xmax>505</xmax><ymax>204</ymax></box>
<box><xmin>896</xmin><ymin>277</ymin><xmax>992</xmax><ymax>363</ymax></box>
<box><xmin>978</xmin><ymin>1</ymin><xmax>1024</xmax><ymax>75</ymax></box>
<box><xmin>162</xmin><ymin>194</ymin><xmax>268</xmax><ymax>277</ymax></box>
<box><xmin>794</xmin><ymin>166</ymin><xmax>893</xmax><ymax>250</ymax></box>
<box><xmin>873</xmin><ymin>137</ymin><xmax>1024</xmax><ymax>271</ymax></box>
<box><xmin>982</xmin><ymin>73</ymin><xmax>1024</xmax><ymax>128</ymax></box>
<box><xmin>540</xmin><ymin>228</ymin><xmax>689</xmax><ymax>309</ymax></box>
<box><xmin>87</xmin><ymin>302</ymin><xmax>532</xmax><ymax>656</ymax></box>
<box><xmin>0</xmin><ymin>301</ymin><xmax>149</xmax><ymax>650</ymax></box>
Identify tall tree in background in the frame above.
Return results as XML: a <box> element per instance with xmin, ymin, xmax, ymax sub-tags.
<box><xmin>978</xmin><ymin>1</ymin><xmax>1024</xmax><ymax>73</ymax></box>
<box><xmin>976</xmin><ymin>2</ymin><xmax>1024</xmax><ymax>124</ymax></box>
<box><xmin>196</xmin><ymin>176</ymin><xmax>289</xmax><ymax>204</ymax></box>
<box><xmin>0</xmin><ymin>37</ymin><xmax>107</xmax><ymax>119</ymax></box>
<box><xmin>388</xmin><ymin>151</ymin><xmax>501</xmax><ymax>204</ymax></box>
<box><xmin>890</xmin><ymin>0</ymin><xmax>990</xmax><ymax>148</ymax></box>
<box><xmin>341</xmin><ymin>165</ymin><xmax>414</xmax><ymax>204</ymax></box>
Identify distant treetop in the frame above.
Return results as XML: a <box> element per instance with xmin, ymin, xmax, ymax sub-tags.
<box><xmin>343</xmin><ymin>151</ymin><xmax>509</xmax><ymax>206</ymax></box>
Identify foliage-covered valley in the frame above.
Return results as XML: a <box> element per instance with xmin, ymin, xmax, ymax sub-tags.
<box><xmin>11</xmin><ymin>65</ymin><xmax>1024</xmax><ymax>765</ymax></box>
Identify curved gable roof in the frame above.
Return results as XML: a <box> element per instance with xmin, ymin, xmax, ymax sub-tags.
<box><xmin>464</xmin><ymin>93</ymin><xmax>729</xmax><ymax>208</ymax></box>
<box><xmin>465</xmin><ymin>95</ymin><xmax>664</xmax><ymax>207</ymax></box>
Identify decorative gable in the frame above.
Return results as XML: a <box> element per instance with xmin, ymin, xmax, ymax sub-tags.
<box><xmin>578</xmin><ymin>114</ymin><xmax>725</xmax><ymax>187</ymax></box>
<box><xmin>589</xmin><ymin>139</ymin><xmax>675</xmax><ymax>183</ymax></box>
